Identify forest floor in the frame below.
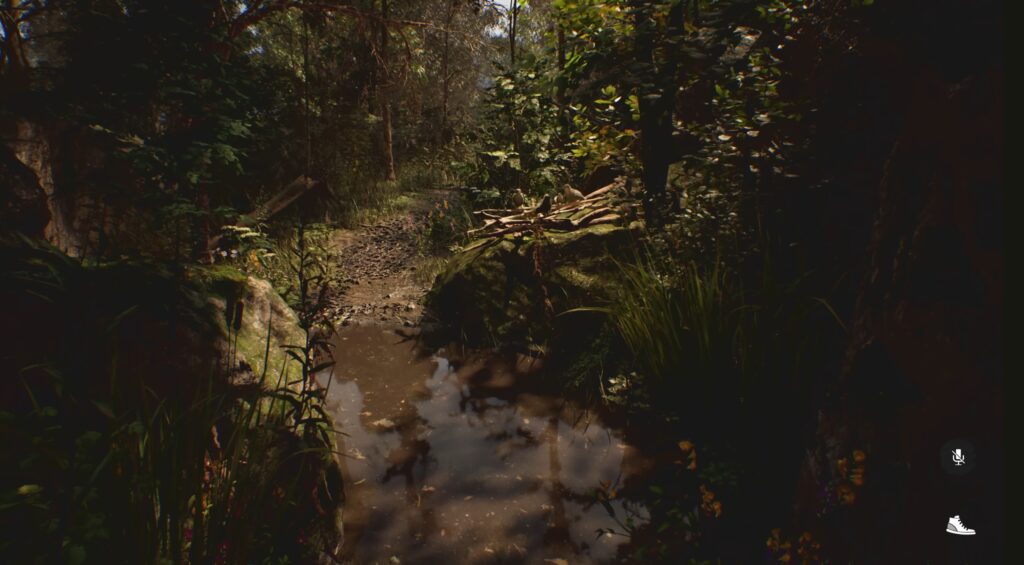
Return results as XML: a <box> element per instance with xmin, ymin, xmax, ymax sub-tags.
<box><xmin>324</xmin><ymin>190</ymin><xmax>447</xmax><ymax>328</ymax></box>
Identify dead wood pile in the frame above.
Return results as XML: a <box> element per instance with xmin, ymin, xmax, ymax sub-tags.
<box><xmin>467</xmin><ymin>183</ymin><xmax>636</xmax><ymax>239</ymax></box>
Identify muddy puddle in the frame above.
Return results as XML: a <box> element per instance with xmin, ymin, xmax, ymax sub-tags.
<box><xmin>315</xmin><ymin>326</ymin><xmax>660</xmax><ymax>564</ymax></box>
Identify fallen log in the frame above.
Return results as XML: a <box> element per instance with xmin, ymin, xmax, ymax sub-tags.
<box><xmin>583</xmin><ymin>182</ymin><xmax>617</xmax><ymax>200</ymax></box>
<box><xmin>549</xmin><ymin>198</ymin><xmax>591</xmax><ymax>213</ymax></box>
<box><xmin>467</xmin><ymin>218</ymin><xmax>532</xmax><ymax>236</ymax></box>
<box><xmin>207</xmin><ymin>176</ymin><xmax>322</xmax><ymax>251</ymax></box>
<box><xmin>582</xmin><ymin>213</ymin><xmax>621</xmax><ymax>226</ymax></box>
<box><xmin>571</xmin><ymin>206</ymin><xmax>614</xmax><ymax>227</ymax></box>
<box><xmin>256</xmin><ymin>176</ymin><xmax>319</xmax><ymax>221</ymax></box>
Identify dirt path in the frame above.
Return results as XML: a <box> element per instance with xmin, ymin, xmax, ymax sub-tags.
<box><xmin>325</xmin><ymin>190</ymin><xmax>446</xmax><ymax>328</ymax></box>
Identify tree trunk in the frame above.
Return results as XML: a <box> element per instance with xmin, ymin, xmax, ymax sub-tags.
<box><xmin>556</xmin><ymin>21</ymin><xmax>569</xmax><ymax>136</ymax></box>
<box><xmin>381</xmin><ymin>102</ymin><xmax>397</xmax><ymax>181</ymax></box>
<box><xmin>508</xmin><ymin>0</ymin><xmax>519</xmax><ymax>66</ymax></box>
<box><xmin>440</xmin><ymin>0</ymin><xmax>454</xmax><ymax>142</ymax></box>
<box><xmin>0</xmin><ymin>1</ymin><xmax>31</xmax><ymax>94</ymax></box>
<box><xmin>192</xmin><ymin>190</ymin><xmax>212</xmax><ymax>264</ymax></box>
<box><xmin>633</xmin><ymin>0</ymin><xmax>684</xmax><ymax>228</ymax></box>
<box><xmin>379</xmin><ymin>0</ymin><xmax>397</xmax><ymax>181</ymax></box>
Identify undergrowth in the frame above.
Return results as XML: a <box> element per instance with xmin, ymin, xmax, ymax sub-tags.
<box><xmin>0</xmin><ymin>236</ymin><xmax>342</xmax><ymax>564</ymax></box>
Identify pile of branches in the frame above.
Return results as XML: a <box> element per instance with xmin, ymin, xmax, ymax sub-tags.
<box><xmin>468</xmin><ymin>183</ymin><xmax>637</xmax><ymax>239</ymax></box>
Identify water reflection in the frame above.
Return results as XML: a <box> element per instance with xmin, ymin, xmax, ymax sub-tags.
<box><xmin>317</xmin><ymin>327</ymin><xmax>651</xmax><ymax>564</ymax></box>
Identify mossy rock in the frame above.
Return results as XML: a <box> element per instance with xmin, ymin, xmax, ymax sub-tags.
<box><xmin>193</xmin><ymin>265</ymin><xmax>306</xmax><ymax>381</ymax></box>
<box><xmin>426</xmin><ymin>221</ymin><xmax>643</xmax><ymax>348</ymax></box>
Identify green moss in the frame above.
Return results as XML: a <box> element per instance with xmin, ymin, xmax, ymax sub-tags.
<box><xmin>553</xmin><ymin>265</ymin><xmax>602</xmax><ymax>291</ymax></box>
<box><xmin>190</xmin><ymin>264</ymin><xmax>249</xmax><ymax>299</ymax></box>
<box><xmin>194</xmin><ymin>265</ymin><xmax>305</xmax><ymax>380</ymax></box>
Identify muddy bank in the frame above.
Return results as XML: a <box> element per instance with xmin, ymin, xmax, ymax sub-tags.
<box><xmin>325</xmin><ymin>191</ymin><xmax>449</xmax><ymax>327</ymax></box>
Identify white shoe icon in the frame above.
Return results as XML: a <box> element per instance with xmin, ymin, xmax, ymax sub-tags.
<box><xmin>946</xmin><ymin>515</ymin><xmax>976</xmax><ymax>536</ymax></box>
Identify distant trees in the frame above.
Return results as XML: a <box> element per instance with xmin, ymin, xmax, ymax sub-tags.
<box><xmin>1</xmin><ymin>0</ymin><xmax>496</xmax><ymax>258</ymax></box>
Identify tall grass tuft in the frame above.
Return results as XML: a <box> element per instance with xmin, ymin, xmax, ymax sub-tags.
<box><xmin>599</xmin><ymin>251</ymin><xmax>735</xmax><ymax>390</ymax></box>
<box><xmin>578</xmin><ymin>244</ymin><xmax>844</xmax><ymax>411</ymax></box>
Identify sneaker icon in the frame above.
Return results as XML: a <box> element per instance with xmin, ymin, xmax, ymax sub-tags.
<box><xmin>946</xmin><ymin>515</ymin><xmax>976</xmax><ymax>536</ymax></box>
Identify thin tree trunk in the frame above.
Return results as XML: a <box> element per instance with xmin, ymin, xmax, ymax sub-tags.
<box><xmin>556</xmin><ymin>21</ymin><xmax>568</xmax><ymax>136</ymax></box>
<box><xmin>508</xmin><ymin>0</ymin><xmax>518</xmax><ymax>66</ymax></box>
<box><xmin>440</xmin><ymin>0</ymin><xmax>454</xmax><ymax>142</ymax></box>
<box><xmin>381</xmin><ymin>104</ymin><xmax>396</xmax><ymax>181</ymax></box>
<box><xmin>379</xmin><ymin>0</ymin><xmax>397</xmax><ymax>181</ymax></box>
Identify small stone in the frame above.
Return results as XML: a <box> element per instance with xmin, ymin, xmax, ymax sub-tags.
<box><xmin>405</xmin><ymin>303</ymin><xmax>416</xmax><ymax>311</ymax></box>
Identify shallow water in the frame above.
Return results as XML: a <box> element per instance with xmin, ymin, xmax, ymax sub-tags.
<box><xmin>316</xmin><ymin>326</ymin><xmax>656</xmax><ymax>564</ymax></box>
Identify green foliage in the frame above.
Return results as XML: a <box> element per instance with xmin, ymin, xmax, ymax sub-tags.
<box><xmin>464</xmin><ymin>58</ymin><xmax>573</xmax><ymax>201</ymax></box>
<box><xmin>581</xmin><ymin>242</ymin><xmax>843</xmax><ymax>412</ymax></box>
<box><xmin>420</xmin><ymin>196</ymin><xmax>474</xmax><ymax>253</ymax></box>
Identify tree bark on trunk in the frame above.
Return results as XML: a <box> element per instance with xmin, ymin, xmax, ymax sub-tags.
<box><xmin>508</xmin><ymin>0</ymin><xmax>519</xmax><ymax>66</ymax></box>
<box><xmin>556</xmin><ymin>21</ymin><xmax>568</xmax><ymax>136</ymax></box>
<box><xmin>440</xmin><ymin>0</ymin><xmax>454</xmax><ymax>143</ymax></box>
<box><xmin>379</xmin><ymin>0</ymin><xmax>397</xmax><ymax>181</ymax></box>
<box><xmin>633</xmin><ymin>0</ymin><xmax>684</xmax><ymax>228</ymax></box>
<box><xmin>0</xmin><ymin>0</ymin><xmax>31</xmax><ymax>94</ymax></box>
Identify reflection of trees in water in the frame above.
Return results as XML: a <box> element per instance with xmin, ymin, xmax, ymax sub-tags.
<box><xmin>381</xmin><ymin>413</ymin><xmax>439</xmax><ymax>542</ymax></box>
<box><xmin>543</xmin><ymin>415</ymin><xmax>580</xmax><ymax>555</ymax></box>
<box><xmin>334</xmin><ymin>426</ymin><xmax>370</xmax><ymax>559</ymax></box>
<box><xmin>372</xmin><ymin>377</ymin><xmax>633</xmax><ymax>558</ymax></box>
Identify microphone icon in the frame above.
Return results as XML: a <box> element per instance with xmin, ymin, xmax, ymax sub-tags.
<box><xmin>942</xmin><ymin>440</ymin><xmax>974</xmax><ymax>475</ymax></box>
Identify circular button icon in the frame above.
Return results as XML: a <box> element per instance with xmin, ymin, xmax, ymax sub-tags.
<box><xmin>940</xmin><ymin>438</ymin><xmax>976</xmax><ymax>476</ymax></box>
